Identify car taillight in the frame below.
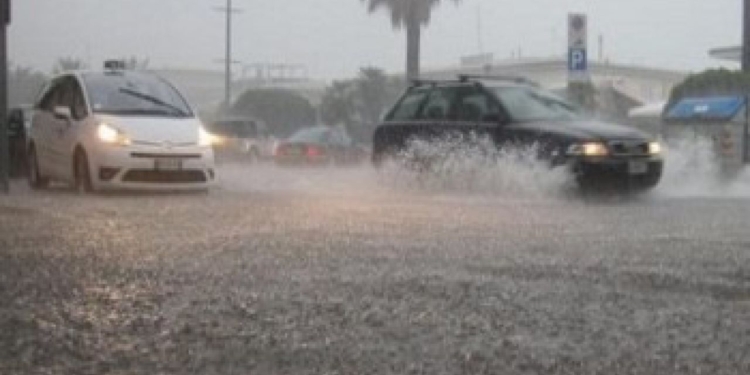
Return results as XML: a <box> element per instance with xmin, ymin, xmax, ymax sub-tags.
<box><xmin>307</xmin><ymin>145</ymin><xmax>324</xmax><ymax>157</ymax></box>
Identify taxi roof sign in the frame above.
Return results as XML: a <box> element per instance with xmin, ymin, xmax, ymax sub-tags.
<box><xmin>104</xmin><ymin>60</ymin><xmax>126</xmax><ymax>70</ymax></box>
<box><xmin>665</xmin><ymin>96</ymin><xmax>745</xmax><ymax>122</ymax></box>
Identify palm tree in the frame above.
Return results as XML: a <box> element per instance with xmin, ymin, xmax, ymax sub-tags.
<box><xmin>124</xmin><ymin>56</ymin><xmax>150</xmax><ymax>70</ymax></box>
<box><xmin>362</xmin><ymin>0</ymin><xmax>461</xmax><ymax>81</ymax></box>
<box><xmin>52</xmin><ymin>57</ymin><xmax>87</xmax><ymax>74</ymax></box>
<box><xmin>744</xmin><ymin>0</ymin><xmax>750</xmax><ymax>71</ymax></box>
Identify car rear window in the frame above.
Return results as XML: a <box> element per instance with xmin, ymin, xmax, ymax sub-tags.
<box><xmin>388</xmin><ymin>88</ymin><xmax>430</xmax><ymax>121</ymax></box>
<box><xmin>288</xmin><ymin>127</ymin><xmax>331</xmax><ymax>143</ymax></box>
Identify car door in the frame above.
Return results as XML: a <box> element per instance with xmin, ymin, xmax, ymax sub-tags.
<box><xmin>31</xmin><ymin>78</ymin><xmax>65</xmax><ymax>178</ymax></box>
<box><xmin>48</xmin><ymin>77</ymin><xmax>91</xmax><ymax>181</ymax></box>
<box><xmin>388</xmin><ymin>85</ymin><xmax>460</xmax><ymax>151</ymax></box>
<box><xmin>453</xmin><ymin>85</ymin><xmax>509</xmax><ymax>150</ymax></box>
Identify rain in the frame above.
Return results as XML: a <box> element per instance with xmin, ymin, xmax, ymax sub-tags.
<box><xmin>2</xmin><ymin>1</ymin><xmax>750</xmax><ymax>374</ymax></box>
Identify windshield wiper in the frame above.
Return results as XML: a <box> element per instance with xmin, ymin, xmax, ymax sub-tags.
<box><xmin>118</xmin><ymin>87</ymin><xmax>189</xmax><ymax>117</ymax></box>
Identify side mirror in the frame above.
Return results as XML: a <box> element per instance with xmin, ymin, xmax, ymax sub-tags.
<box><xmin>53</xmin><ymin>106</ymin><xmax>73</xmax><ymax>121</ymax></box>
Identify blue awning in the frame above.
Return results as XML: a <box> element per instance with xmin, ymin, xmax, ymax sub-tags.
<box><xmin>665</xmin><ymin>96</ymin><xmax>745</xmax><ymax>122</ymax></box>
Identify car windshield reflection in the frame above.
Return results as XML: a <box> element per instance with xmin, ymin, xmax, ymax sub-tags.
<box><xmin>491</xmin><ymin>86</ymin><xmax>581</xmax><ymax>122</ymax></box>
<box><xmin>83</xmin><ymin>72</ymin><xmax>193</xmax><ymax>118</ymax></box>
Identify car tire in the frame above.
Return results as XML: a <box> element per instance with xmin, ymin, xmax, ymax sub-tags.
<box><xmin>27</xmin><ymin>144</ymin><xmax>49</xmax><ymax>189</ymax></box>
<box><xmin>74</xmin><ymin>149</ymin><xmax>94</xmax><ymax>193</ymax></box>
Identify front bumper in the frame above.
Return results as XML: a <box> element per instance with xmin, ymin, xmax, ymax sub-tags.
<box><xmin>571</xmin><ymin>156</ymin><xmax>664</xmax><ymax>190</ymax></box>
<box><xmin>89</xmin><ymin>143</ymin><xmax>216</xmax><ymax>191</ymax></box>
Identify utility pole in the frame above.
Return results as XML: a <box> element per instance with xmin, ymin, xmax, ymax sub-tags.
<box><xmin>744</xmin><ymin>0</ymin><xmax>750</xmax><ymax>71</ymax></box>
<box><xmin>0</xmin><ymin>0</ymin><xmax>9</xmax><ymax>194</ymax></box>
<box><xmin>214</xmin><ymin>0</ymin><xmax>242</xmax><ymax>108</ymax></box>
<box><xmin>475</xmin><ymin>5</ymin><xmax>483</xmax><ymax>53</ymax></box>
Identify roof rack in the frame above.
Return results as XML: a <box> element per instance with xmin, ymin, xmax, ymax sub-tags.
<box><xmin>457</xmin><ymin>74</ymin><xmax>539</xmax><ymax>86</ymax></box>
<box><xmin>104</xmin><ymin>59</ymin><xmax>127</xmax><ymax>71</ymax></box>
<box><xmin>410</xmin><ymin>78</ymin><xmax>460</xmax><ymax>87</ymax></box>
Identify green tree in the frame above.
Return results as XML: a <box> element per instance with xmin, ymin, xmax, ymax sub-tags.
<box><xmin>320</xmin><ymin>67</ymin><xmax>405</xmax><ymax>142</ymax></box>
<box><xmin>52</xmin><ymin>57</ymin><xmax>88</xmax><ymax>74</ymax></box>
<box><xmin>320</xmin><ymin>80</ymin><xmax>357</xmax><ymax>127</ymax></box>
<box><xmin>8</xmin><ymin>64</ymin><xmax>48</xmax><ymax>107</ymax></box>
<box><xmin>361</xmin><ymin>0</ymin><xmax>462</xmax><ymax>81</ymax></box>
<box><xmin>231</xmin><ymin>89</ymin><xmax>317</xmax><ymax>137</ymax></box>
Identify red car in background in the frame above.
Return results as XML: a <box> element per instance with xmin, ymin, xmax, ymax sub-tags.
<box><xmin>274</xmin><ymin>126</ymin><xmax>367</xmax><ymax>166</ymax></box>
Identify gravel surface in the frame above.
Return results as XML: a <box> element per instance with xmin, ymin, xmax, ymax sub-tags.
<box><xmin>1</xmin><ymin>164</ymin><xmax>750</xmax><ymax>375</ymax></box>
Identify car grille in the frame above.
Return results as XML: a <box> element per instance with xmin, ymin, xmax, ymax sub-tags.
<box><xmin>608</xmin><ymin>140</ymin><xmax>649</xmax><ymax>156</ymax></box>
<box><xmin>122</xmin><ymin>170</ymin><xmax>207</xmax><ymax>183</ymax></box>
<box><xmin>131</xmin><ymin>140</ymin><xmax>197</xmax><ymax>147</ymax></box>
<box><xmin>130</xmin><ymin>152</ymin><xmax>202</xmax><ymax>159</ymax></box>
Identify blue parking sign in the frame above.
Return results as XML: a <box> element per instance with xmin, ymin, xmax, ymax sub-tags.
<box><xmin>568</xmin><ymin>48</ymin><xmax>587</xmax><ymax>72</ymax></box>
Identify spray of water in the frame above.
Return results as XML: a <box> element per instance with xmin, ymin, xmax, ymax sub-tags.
<box><xmin>215</xmin><ymin>137</ymin><xmax>573</xmax><ymax>201</ymax></box>
<box><xmin>655</xmin><ymin>137</ymin><xmax>750</xmax><ymax>198</ymax></box>
<box><xmin>215</xmin><ymin>136</ymin><xmax>750</xmax><ymax>201</ymax></box>
<box><xmin>375</xmin><ymin>135</ymin><xmax>574</xmax><ymax>199</ymax></box>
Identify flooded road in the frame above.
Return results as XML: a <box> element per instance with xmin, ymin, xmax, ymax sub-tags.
<box><xmin>1</xmin><ymin>163</ymin><xmax>750</xmax><ymax>374</ymax></box>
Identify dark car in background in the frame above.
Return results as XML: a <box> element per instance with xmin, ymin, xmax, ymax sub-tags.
<box><xmin>7</xmin><ymin>105</ymin><xmax>33</xmax><ymax>177</ymax></box>
<box><xmin>204</xmin><ymin>117</ymin><xmax>274</xmax><ymax>163</ymax></box>
<box><xmin>274</xmin><ymin>126</ymin><xmax>367</xmax><ymax>166</ymax></box>
<box><xmin>372</xmin><ymin>75</ymin><xmax>664</xmax><ymax>192</ymax></box>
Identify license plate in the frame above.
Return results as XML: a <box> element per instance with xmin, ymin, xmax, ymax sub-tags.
<box><xmin>154</xmin><ymin>158</ymin><xmax>183</xmax><ymax>171</ymax></box>
<box><xmin>628</xmin><ymin>160</ymin><xmax>648</xmax><ymax>175</ymax></box>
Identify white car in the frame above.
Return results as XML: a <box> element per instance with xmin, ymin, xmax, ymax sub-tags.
<box><xmin>205</xmin><ymin>117</ymin><xmax>275</xmax><ymax>162</ymax></box>
<box><xmin>27</xmin><ymin>66</ymin><xmax>215</xmax><ymax>192</ymax></box>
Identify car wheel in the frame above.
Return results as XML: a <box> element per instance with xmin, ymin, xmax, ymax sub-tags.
<box><xmin>27</xmin><ymin>145</ymin><xmax>49</xmax><ymax>189</ymax></box>
<box><xmin>74</xmin><ymin>149</ymin><xmax>94</xmax><ymax>193</ymax></box>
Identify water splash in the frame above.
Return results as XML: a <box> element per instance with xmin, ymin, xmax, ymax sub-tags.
<box><xmin>215</xmin><ymin>136</ymin><xmax>750</xmax><ymax>201</ymax></box>
<box><xmin>655</xmin><ymin>137</ymin><xmax>750</xmax><ymax>198</ymax></box>
<box><xmin>376</xmin><ymin>136</ymin><xmax>574</xmax><ymax>199</ymax></box>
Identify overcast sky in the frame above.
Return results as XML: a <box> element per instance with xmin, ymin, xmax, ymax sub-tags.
<box><xmin>9</xmin><ymin>0</ymin><xmax>742</xmax><ymax>80</ymax></box>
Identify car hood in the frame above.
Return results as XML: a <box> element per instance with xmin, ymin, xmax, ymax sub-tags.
<box><xmin>97</xmin><ymin>115</ymin><xmax>202</xmax><ymax>144</ymax></box>
<box><xmin>511</xmin><ymin>119</ymin><xmax>650</xmax><ymax>141</ymax></box>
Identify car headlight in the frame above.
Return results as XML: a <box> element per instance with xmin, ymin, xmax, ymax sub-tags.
<box><xmin>648</xmin><ymin>141</ymin><xmax>662</xmax><ymax>155</ymax></box>
<box><xmin>567</xmin><ymin>141</ymin><xmax>609</xmax><ymax>157</ymax></box>
<box><xmin>97</xmin><ymin>123</ymin><xmax>131</xmax><ymax>146</ymax></box>
<box><xmin>199</xmin><ymin>127</ymin><xmax>223</xmax><ymax>147</ymax></box>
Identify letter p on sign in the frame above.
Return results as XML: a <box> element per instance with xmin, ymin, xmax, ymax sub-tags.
<box><xmin>569</xmin><ymin>48</ymin><xmax>587</xmax><ymax>72</ymax></box>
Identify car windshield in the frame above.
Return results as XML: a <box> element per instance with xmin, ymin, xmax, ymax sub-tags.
<box><xmin>288</xmin><ymin>127</ymin><xmax>331</xmax><ymax>143</ymax></box>
<box><xmin>491</xmin><ymin>86</ymin><xmax>581</xmax><ymax>122</ymax></box>
<box><xmin>83</xmin><ymin>73</ymin><xmax>193</xmax><ymax>118</ymax></box>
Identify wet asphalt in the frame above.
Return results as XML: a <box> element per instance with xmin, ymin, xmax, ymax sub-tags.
<box><xmin>1</xmin><ymin>164</ymin><xmax>749</xmax><ymax>375</ymax></box>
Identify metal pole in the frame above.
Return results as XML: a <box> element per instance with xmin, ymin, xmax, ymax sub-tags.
<box><xmin>744</xmin><ymin>95</ymin><xmax>749</xmax><ymax>164</ymax></box>
<box><xmin>225</xmin><ymin>0</ymin><xmax>232</xmax><ymax>108</ymax></box>
<box><xmin>0</xmin><ymin>0</ymin><xmax>9</xmax><ymax>194</ymax></box>
<box><xmin>744</xmin><ymin>0</ymin><xmax>750</xmax><ymax>71</ymax></box>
